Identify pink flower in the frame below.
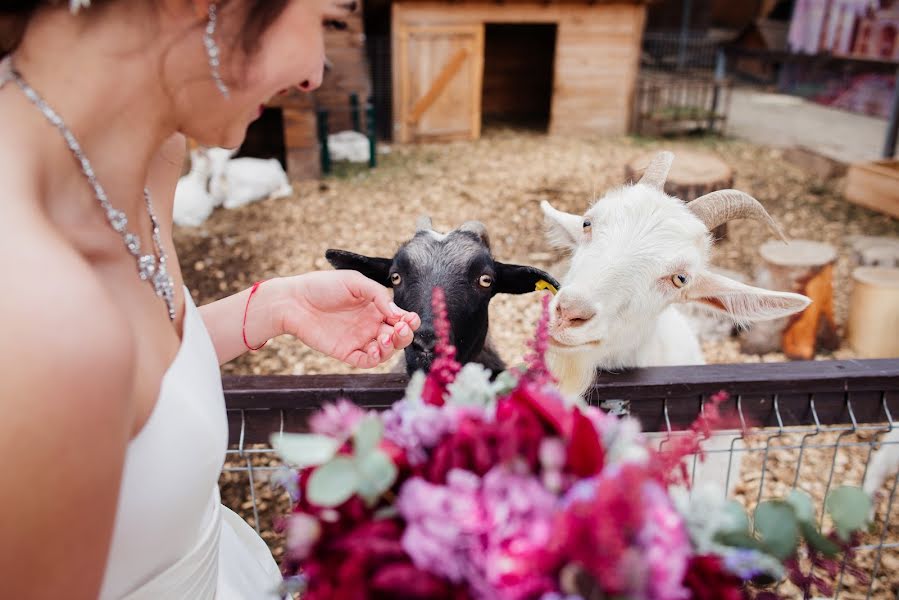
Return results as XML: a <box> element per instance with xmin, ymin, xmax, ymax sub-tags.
<box><xmin>639</xmin><ymin>482</ymin><xmax>691</xmax><ymax>600</ymax></box>
<box><xmin>422</xmin><ymin>288</ymin><xmax>461</xmax><ymax>406</ymax></box>
<box><xmin>552</xmin><ymin>464</ymin><xmax>689</xmax><ymax>599</ymax></box>
<box><xmin>285</xmin><ymin>513</ymin><xmax>321</xmax><ymax>560</ymax></box>
<box><xmin>308</xmin><ymin>399</ymin><xmax>367</xmax><ymax>438</ymax></box>
<box><xmin>397</xmin><ymin>470</ymin><xmax>484</xmax><ymax>583</ymax></box>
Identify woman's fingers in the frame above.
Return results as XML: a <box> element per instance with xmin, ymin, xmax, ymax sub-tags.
<box><xmin>391</xmin><ymin>320</ymin><xmax>414</xmax><ymax>350</ymax></box>
<box><xmin>347</xmin><ymin>272</ymin><xmax>419</xmax><ymax>327</ymax></box>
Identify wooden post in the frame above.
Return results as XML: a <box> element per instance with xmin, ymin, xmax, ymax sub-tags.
<box><xmin>739</xmin><ymin>240</ymin><xmax>840</xmax><ymax>359</ymax></box>
<box><xmin>350</xmin><ymin>92</ymin><xmax>361</xmax><ymax>132</ymax></box>
<box><xmin>316</xmin><ymin>109</ymin><xmax>331</xmax><ymax>176</ymax></box>
<box><xmin>625</xmin><ymin>150</ymin><xmax>734</xmax><ymax>240</ymax></box>
<box><xmin>847</xmin><ymin>267</ymin><xmax>899</xmax><ymax>358</ymax></box>
<box><xmin>366</xmin><ymin>103</ymin><xmax>377</xmax><ymax>169</ymax></box>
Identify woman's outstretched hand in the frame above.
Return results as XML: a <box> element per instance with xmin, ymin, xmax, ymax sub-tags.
<box><xmin>283</xmin><ymin>271</ymin><xmax>420</xmax><ymax>368</ymax></box>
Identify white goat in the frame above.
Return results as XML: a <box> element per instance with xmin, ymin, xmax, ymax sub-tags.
<box><xmin>207</xmin><ymin>147</ymin><xmax>293</xmax><ymax>210</ymax></box>
<box><xmin>863</xmin><ymin>429</ymin><xmax>899</xmax><ymax>505</ymax></box>
<box><xmin>542</xmin><ymin>151</ymin><xmax>811</xmax><ymax>493</ymax></box>
<box><xmin>173</xmin><ymin>148</ymin><xmax>215</xmax><ymax>227</ymax></box>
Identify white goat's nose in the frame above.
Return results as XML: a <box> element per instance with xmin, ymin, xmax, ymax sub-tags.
<box><xmin>555</xmin><ymin>293</ymin><xmax>596</xmax><ymax>327</ymax></box>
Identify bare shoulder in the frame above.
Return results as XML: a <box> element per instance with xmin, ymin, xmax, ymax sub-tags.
<box><xmin>0</xmin><ymin>206</ymin><xmax>136</xmax><ymax>596</ymax></box>
<box><xmin>0</xmin><ymin>211</ymin><xmax>136</xmax><ymax>399</ymax></box>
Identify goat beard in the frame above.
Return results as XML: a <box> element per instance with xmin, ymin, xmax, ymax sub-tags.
<box><xmin>546</xmin><ymin>348</ymin><xmax>598</xmax><ymax>399</ymax></box>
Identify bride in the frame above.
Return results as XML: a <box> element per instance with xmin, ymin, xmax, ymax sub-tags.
<box><xmin>0</xmin><ymin>1</ymin><xmax>419</xmax><ymax>598</ymax></box>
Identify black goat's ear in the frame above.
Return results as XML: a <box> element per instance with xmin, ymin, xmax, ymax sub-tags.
<box><xmin>325</xmin><ymin>249</ymin><xmax>393</xmax><ymax>287</ymax></box>
<box><xmin>493</xmin><ymin>262</ymin><xmax>560</xmax><ymax>295</ymax></box>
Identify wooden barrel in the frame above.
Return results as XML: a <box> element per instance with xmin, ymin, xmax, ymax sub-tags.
<box><xmin>739</xmin><ymin>240</ymin><xmax>840</xmax><ymax>359</ymax></box>
<box><xmin>848</xmin><ymin>267</ymin><xmax>899</xmax><ymax>358</ymax></box>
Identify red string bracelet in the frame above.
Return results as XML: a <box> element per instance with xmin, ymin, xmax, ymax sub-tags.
<box><xmin>242</xmin><ymin>280</ymin><xmax>269</xmax><ymax>351</ymax></box>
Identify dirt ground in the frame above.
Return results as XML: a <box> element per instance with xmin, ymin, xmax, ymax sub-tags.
<box><xmin>174</xmin><ymin>129</ymin><xmax>899</xmax><ymax>597</ymax></box>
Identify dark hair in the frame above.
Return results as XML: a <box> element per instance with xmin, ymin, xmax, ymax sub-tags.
<box><xmin>1</xmin><ymin>1</ymin><xmax>290</xmax><ymax>58</ymax></box>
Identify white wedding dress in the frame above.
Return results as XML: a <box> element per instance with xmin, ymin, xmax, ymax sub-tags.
<box><xmin>99</xmin><ymin>289</ymin><xmax>283</xmax><ymax>599</ymax></box>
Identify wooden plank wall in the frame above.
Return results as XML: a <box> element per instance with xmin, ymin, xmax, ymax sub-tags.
<box><xmin>317</xmin><ymin>12</ymin><xmax>372</xmax><ymax>133</ymax></box>
<box><xmin>393</xmin><ymin>2</ymin><xmax>647</xmax><ymax>137</ymax></box>
<box><xmin>551</xmin><ymin>4</ymin><xmax>646</xmax><ymax>135</ymax></box>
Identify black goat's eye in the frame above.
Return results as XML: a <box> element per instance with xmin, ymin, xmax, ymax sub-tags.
<box><xmin>478</xmin><ymin>274</ymin><xmax>493</xmax><ymax>288</ymax></box>
<box><xmin>390</xmin><ymin>273</ymin><xmax>402</xmax><ymax>286</ymax></box>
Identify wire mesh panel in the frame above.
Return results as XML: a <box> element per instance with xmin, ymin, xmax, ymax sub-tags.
<box><xmin>220</xmin><ymin>360</ymin><xmax>899</xmax><ymax>597</ymax></box>
<box><xmin>641</xmin><ymin>31</ymin><xmax>722</xmax><ymax>75</ymax></box>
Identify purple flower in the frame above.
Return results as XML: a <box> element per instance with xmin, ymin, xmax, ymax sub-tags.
<box><xmin>308</xmin><ymin>399</ymin><xmax>367</xmax><ymax>439</ymax></box>
<box><xmin>382</xmin><ymin>399</ymin><xmax>457</xmax><ymax>465</ymax></box>
<box><xmin>397</xmin><ymin>470</ymin><xmax>484</xmax><ymax>583</ymax></box>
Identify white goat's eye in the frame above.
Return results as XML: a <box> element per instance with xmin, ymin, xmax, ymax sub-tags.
<box><xmin>390</xmin><ymin>273</ymin><xmax>402</xmax><ymax>286</ymax></box>
<box><xmin>583</xmin><ymin>219</ymin><xmax>592</xmax><ymax>230</ymax></box>
<box><xmin>478</xmin><ymin>274</ymin><xmax>493</xmax><ymax>288</ymax></box>
<box><xmin>672</xmin><ymin>273</ymin><xmax>689</xmax><ymax>288</ymax></box>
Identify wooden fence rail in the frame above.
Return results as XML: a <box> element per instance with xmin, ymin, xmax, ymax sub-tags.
<box><xmin>223</xmin><ymin>359</ymin><xmax>899</xmax><ymax>446</ymax></box>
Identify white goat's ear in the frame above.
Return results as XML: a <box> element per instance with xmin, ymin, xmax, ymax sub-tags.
<box><xmin>685</xmin><ymin>271</ymin><xmax>811</xmax><ymax>324</ymax></box>
<box><xmin>541</xmin><ymin>200</ymin><xmax>584</xmax><ymax>250</ymax></box>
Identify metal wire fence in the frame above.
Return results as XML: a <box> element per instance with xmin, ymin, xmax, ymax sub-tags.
<box><xmin>220</xmin><ymin>360</ymin><xmax>899</xmax><ymax>598</ymax></box>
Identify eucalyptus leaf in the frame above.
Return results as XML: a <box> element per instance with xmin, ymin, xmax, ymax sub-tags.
<box><xmin>799</xmin><ymin>521</ymin><xmax>841</xmax><ymax>557</ymax></box>
<box><xmin>786</xmin><ymin>489</ymin><xmax>816</xmax><ymax>524</ymax></box>
<box><xmin>270</xmin><ymin>433</ymin><xmax>340</xmax><ymax>469</ymax></box>
<box><xmin>720</xmin><ymin>500</ymin><xmax>752</xmax><ymax>534</ymax></box>
<box><xmin>715</xmin><ymin>529</ymin><xmax>764</xmax><ymax>550</ymax></box>
<box><xmin>306</xmin><ymin>456</ymin><xmax>359</xmax><ymax>507</ymax></box>
<box><xmin>825</xmin><ymin>486</ymin><xmax>871</xmax><ymax>541</ymax></box>
<box><xmin>754</xmin><ymin>501</ymin><xmax>800</xmax><ymax>561</ymax></box>
<box><xmin>353</xmin><ymin>415</ymin><xmax>383</xmax><ymax>455</ymax></box>
<box><xmin>355</xmin><ymin>449</ymin><xmax>398</xmax><ymax>505</ymax></box>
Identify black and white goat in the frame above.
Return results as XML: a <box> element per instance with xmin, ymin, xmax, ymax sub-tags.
<box><xmin>326</xmin><ymin>218</ymin><xmax>559</xmax><ymax>375</ymax></box>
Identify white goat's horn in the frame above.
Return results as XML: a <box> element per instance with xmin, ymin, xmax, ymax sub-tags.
<box><xmin>637</xmin><ymin>151</ymin><xmax>674</xmax><ymax>190</ymax></box>
<box><xmin>459</xmin><ymin>220</ymin><xmax>490</xmax><ymax>247</ymax></box>
<box><xmin>415</xmin><ymin>216</ymin><xmax>433</xmax><ymax>232</ymax></box>
<box><xmin>687</xmin><ymin>189</ymin><xmax>787</xmax><ymax>241</ymax></box>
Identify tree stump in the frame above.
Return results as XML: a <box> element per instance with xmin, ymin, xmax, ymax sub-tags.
<box><xmin>847</xmin><ymin>235</ymin><xmax>899</xmax><ymax>269</ymax></box>
<box><xmin>847</xmin><ymin>267</ymin><xmax>899</xmax><ymax>358</ymax></box>
<box><xmin>625</xmin><ymin>150</ymin><xmax>734</xmax><ymax>240</ymax></box>
<box><xmin>739</xmin><ymin>240</ymin><xmax>839</xmax><ymax>359</ymax></box>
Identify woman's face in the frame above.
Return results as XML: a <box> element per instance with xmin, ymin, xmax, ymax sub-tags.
<box><xmin>174</xmin><ymin>0</ymin><xmax>351</xmax><ymax>148</ymax></box>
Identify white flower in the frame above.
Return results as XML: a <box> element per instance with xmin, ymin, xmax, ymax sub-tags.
<box><xmin>70</xmin><ymin>0</ymin><xmax>91</xmax><ymax>14</ymax></box>
<box><xmin>446</xmin><ymin>362</ymin><xmax>495</xmax><ymax>408</ymax></box>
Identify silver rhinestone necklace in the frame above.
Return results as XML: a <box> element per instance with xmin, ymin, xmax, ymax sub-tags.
<box><xmin>8</xmin><ymin>64</ymin><xmax>176</xmax><ymax>321</ymax></box>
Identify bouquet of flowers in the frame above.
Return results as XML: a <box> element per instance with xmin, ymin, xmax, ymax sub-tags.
<box><xmin>272</xmin><ymin>290</ymin><xmax>872</xmax><ymax>600</ymax></box>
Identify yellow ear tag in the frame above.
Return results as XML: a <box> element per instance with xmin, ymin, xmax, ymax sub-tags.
<box><xmin>535</xmin><ymin>280</ymin><xmax>558</xmax><ymax>295</ymax></box>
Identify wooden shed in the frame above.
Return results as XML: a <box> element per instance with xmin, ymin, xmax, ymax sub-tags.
<box><xmin>390</xmin><ymin>1</ymin><xmax>650</xmax><ymax>143</ymax></box>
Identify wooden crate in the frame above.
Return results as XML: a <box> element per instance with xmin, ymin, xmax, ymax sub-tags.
<box><xmin>844</xmin><ymin>159</ymin><xmax>899</xmax><ymax>219</ymax></box>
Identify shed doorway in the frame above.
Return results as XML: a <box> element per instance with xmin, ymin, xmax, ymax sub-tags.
<box><xmin>481</xmin><ymin>23</ymin><xmax>557</xmax><ymax>131</ymax></box>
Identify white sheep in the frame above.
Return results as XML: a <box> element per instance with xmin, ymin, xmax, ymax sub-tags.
<box><xmin>172</xmin><ymin>148</ymin><xmax>215</xmax><ymax>227</ymax></box>
<box><xmin>541</xmin><ymin>151</ymin><xmax>811</xmax><ymax>493</ymax></box>
<box><xmin>207</xmin><ymin>147</ymin><xmax>293</xmax><ymax>210</ymax></box>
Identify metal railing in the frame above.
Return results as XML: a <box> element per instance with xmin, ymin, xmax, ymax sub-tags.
<box><xmin>220</xmin><ymin>359</ymin><xmax>899</xmax><ymax>598</ymax></box>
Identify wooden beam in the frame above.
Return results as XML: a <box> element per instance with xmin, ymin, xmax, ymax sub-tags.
<box><xmin>223</xmin><ymin>360</ymin><xmax>899</xmax><ymax>444</ymax></box>
<box><xmin>407</xmin><ymin>46</ymin><xmax>471</xmax><ymax>125</ymax></box>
